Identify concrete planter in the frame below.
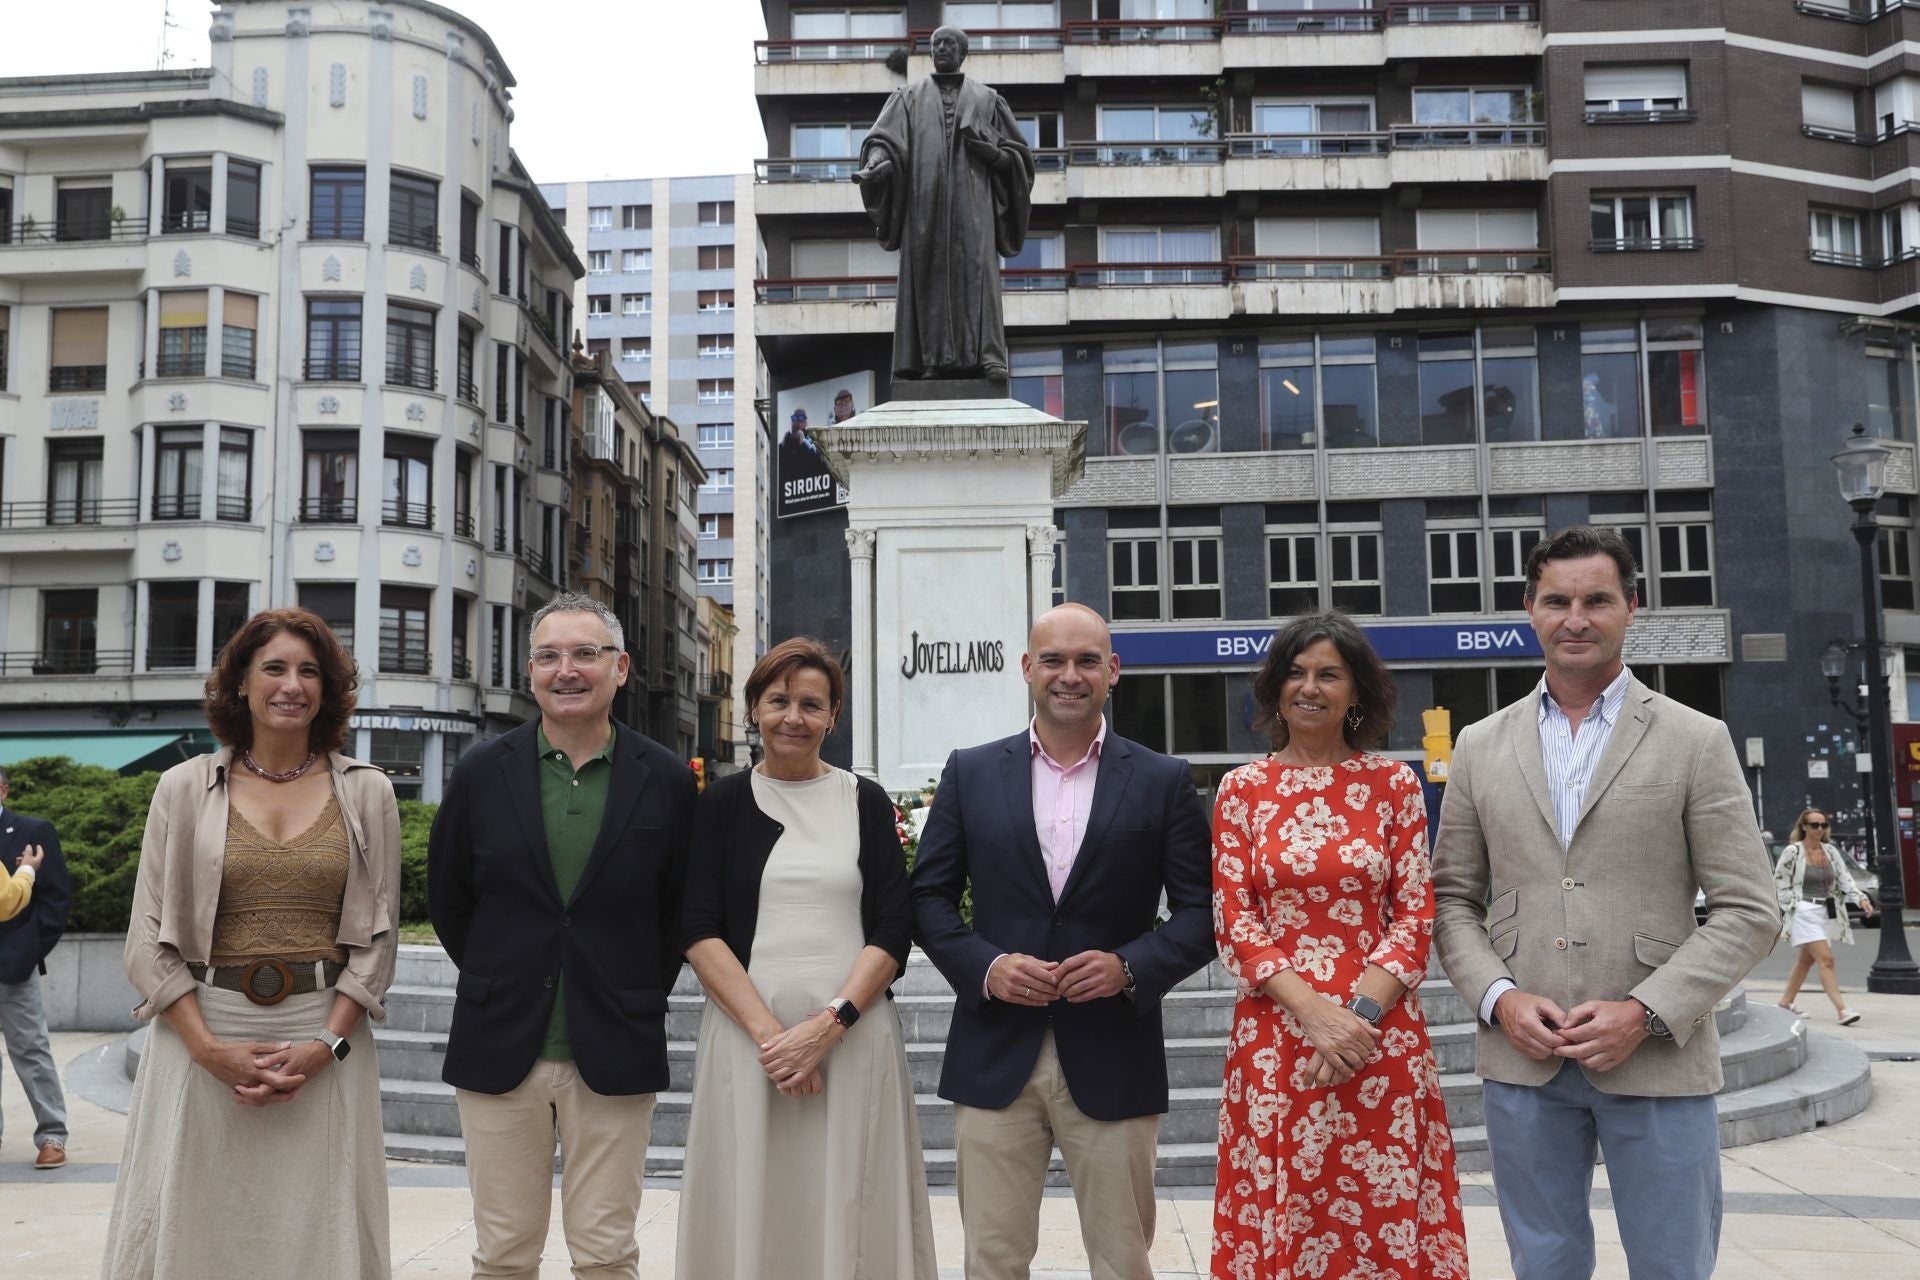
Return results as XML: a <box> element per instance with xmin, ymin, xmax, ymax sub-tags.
<box><xmin>37</xmin><ymin>932</ymin><xmax>139</xmax><ymax>1032</ymax></box>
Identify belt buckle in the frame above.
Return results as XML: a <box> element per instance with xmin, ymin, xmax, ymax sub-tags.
<box><xmin>240</xmin><ymin>957</ymin><xmax>295</xmax><ymax>1006</ymax></box>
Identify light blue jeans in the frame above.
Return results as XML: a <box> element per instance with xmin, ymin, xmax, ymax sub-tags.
<box><xmin>1483</xmin><ymin>1058</ymin><xmax>1720</xmax><ymax>1280</ymax></box>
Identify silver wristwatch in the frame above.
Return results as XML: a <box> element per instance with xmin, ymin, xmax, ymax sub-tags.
<box><xmin>1638</xmin><ymin>1001</ymin><xmax>1673</xmax><ymax>1040</ymax></box>
<box><xmin>314</xmin><ymin>1029</ymin><xmax>351</xmax><ymax>1061</ymax></box>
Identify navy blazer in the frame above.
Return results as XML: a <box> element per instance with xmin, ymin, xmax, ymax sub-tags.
<box><xmin>0</xmin><ymin>811</ymin><xmax>67</xmax><ymax>985</ymax></box>
<box><xmin>427</xmin><ymin>720</ymin><xmax>697</xmax><ymax>1096</ymax></box>
<box><xmin>909</xmin><ymin>730</ymin><xmax>1213</xmax><ymax>1122</ymax></box>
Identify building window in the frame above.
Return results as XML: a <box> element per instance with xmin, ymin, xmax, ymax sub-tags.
<box><xmin>55</xmin><ymin>182</ymin><xmax>112</xmax><ymax>242</ymax></box>
<box><xmin>1427</xmin><ymin>511</ymin><xmax>1482</xmax><ymax>614</ymax></box>
<box><xmin>1489</xmin><ymin>519</ymin><xmax>1543</xmax><ymax>612</ymax></box>
<box><xmin>156</xmin><ymin>291</ymin><xmax>209</xmax><ymax>378</ymax></box>
<box><xmin>622</xmin><ymin>339</ymin><xmax>650</xmax><ymax>363</ymax></box>
<box><xmin>1249</xmin><ymin>98</ymin><xmax>1377</xmax><ymax>153</ymax></box>
<box><xmin>1882</xmin><ymin>524</ymin><xmax>1917</xmax><ymax>610</ymax></box>
<box><xmin>162</xmin><ymin>164</ymin><xmax>213</xmax><ymax>234</ymax></box>
<box><xmin>587</xmin><ymin>250</ymin><xmax>611</xmax><ymax>275</ymax></box>
<box><xmin>697</xmin><ymin>424</ymin><xmax>734</xmax><ymax>449</ymax></box>
<box><xmin>456</xmin><ymin>325</ymin><xmax>479</xmax><ymax>404</ymax></box>
<box><xmin>222</xmin><ymin>292</ymin><xmax>258</xmax><ymax>379</ymax></box>
<box><xmin>459</xmin><ymin>193</ymin><xmax>482</xmax><ymax>268</ymax></box>
<box><xmin>701</xmin><ymin>468</ymin><xmax>734</xmax><ymax>491</ymax></box>
<box><xmin>212</xmin><ymin>581</ymin><xmax>250</xmax><ymax>657</ymax></box>
<box><xmin>1646</xmin><ymin>319</ymin><xmax>1706</xmax><ymax>435</ymax></box>
<box><xmin>1418</xmin><ymin>325</ymin><xmax>1538</xmax><ymax>446</ymax></box>
<box><xmin>310</xmin><ymin>166</ymin><xmax>366</xmax><ymax>239</ymax></box>
<box><xmin>1250</xmin><ymin>217</ymin><xmax>1380</xmax><ymax>276</ymax></box>
<box><xmin>299</xmin><ymin>583</ymin><xmax>356</xmax><ymax>651</ymax></box>
<box><xmin>1266</xmin><ymin>505</ymin><xmax>1320</xmax><ymax>616</ymax></box>
<box><xmin>1589</xmin><ymin>193</ymin><xmax>1696</xmax><ymax>251</ymax></box>
<box><xmin>1109</xmin><ymin>534</ymin><xmax>1161</xmax><ymax>621</ymax></box>
<box><xmin>698</xmin><ymin>378</ymin><xmax>734</xmax><ymax>404</ymax></box>
<box><xmin>301</xmin><ymin>430</ymin><xmax>357</xmax><ymax>522</ymax></box>
<box><xmin>623</xmin><ymin>248</ymin><xmax>651</xmax><ymax>272</ymax></box>
<box><xmin>1104</xmin><ymin>341</ymin><xmax>1219</xmax><ymax>456</ymax></box>
<box><xmin>588</xmin><ymin>205</ymin><xmax>613</xmax><ymax>230</ymax></box>
<box><xmin>0</xmin><ymin>304</ymin><xmax>9</xmax><ymax>392</ymax></box>
<box><xmin>388</xmin><ymin>172</ymin><xmax>438</xmax><ymax>250</ymax></box>
<box><xmin>40</xmin><ymin>589</ymin><xmax>98</xmax><ymax>672</ymax></box>
<box><xmin>147</xmin><ymin>582</ymin><xmax>198</xmax><ymax>669</ymax></box>
<box><xmin>587</xmin><ymin>294</ymin><xmax>612</xmax><ymax>318</ymax></box>
<box><xmin>49</xmin><ymin>307</ymin><xmax>108</xmax><ymax>391</ymax></box>
<box><xmin>1410</xmin><ymin>86</ymin><xmax>1535</xmax><ymax>132</ymax></box>
<box><xmin>383</xmin><ymin>434</ymin><xmax>433</xmax><ymax>529</ymax></box>
<box><xmin>1583</xmin><ymin>64</ymin><xmax>1689</xmax><ymax>119</ymax></box>
<box><xmin>1096</xmin><ymin>103</ymin><xmax>1214</xmax><ymax>162</ymax></box>
<box><xmin>698</xmin><ymin>334</ymin><xmax>733</xmax><ymax>359</ymax></box>
<box><xmin>698</xmin><ymin>244</ymin><xmax>735</xmax><ymax>271</ymax></box>
<box><xmin>1168</xmin><ymin>510</ymin><xmax>1222</xmax><ymax>620</ymax></box>
<box><xmin>622</xmin><ymin>204</ymin><xmax>650</xmax><ymax>230</ymax></box>
<box><xmin>622</xmin><ymin>293</ymin><xmax>650</xmax><ymax>316</ymax></box>
<box><xmin>306</xmin><ymin>298</ymin><xmax>362</xmax><ymax>381</ymax></box>
<box><xmin>1096</xmin><ymin>225</ymin><xmax>1222</xmax><ymax>283</ymax></box>
<box><xmin>699</xmin><ymin>513</ymin><xmax>719</xmax><ymax>540</ymax></box>
<box><xmin>379</xmin><ymin>586</ymin><xmax>432</xmax><ymax>674</ymax></box>
<box><xmin>1258</xmin><ymin>334</ymin><xmax>1377</xmax><ymax>450</ymax></box>
<box><xmin>451</xmin><ymin>596</ymin><xmax>472</xmax><ymax>680</ymax></box>
<box><xmin>697</xmin><ymin>289</ymin><xmax>734</xmax><ymax>312</ymax></box>
<box><xmin>227</xmin><ymin>160</ymin><xmax>262</xmax><ymax>239</ymax></box>
<box><xmin>1328</xmin><ymin>502</ymin><xmax>1383</xmax><ymax>615</ymax></box>
<box><xmin>1415</xmin><ymin>209</ymin><xmax>1541</xmax><ymax>271</ymax></box>
<box><xmin>1580</xmin><ymin>324</ymin><xmax>1640</xmax><ymax>439</ymax></box>
<box><xmin>1589</xmin><ymin>491</ymin><xmax>1649</xmax><ymax>607</ymax></box>
<box><xmin>793</xmin><ymin>122</ymin><xmax>873</xmax><ymax>178</ymax></box>
<box><xmin>1804</xmin><ymin>81</ymin><xmax>1859</xmax><ymax>141</ymax></box>
<box><xmin>698</xmin><ymin>559</ymin><xmax>734</xmax><ymax>583</ymax></box>
<box><xmin>1868</xmin><ymin>343</ymin><xmax>1914</xmax><ymax>439</ymax></box>
<box><xmin>1811</xmin><ymin>209</ymin><xmax>1866</xmax><ymax>266</ymax></box>
<box><xmin>1653</xmin><ymin>491</ymin><xmax>1715</xmax><ymax>607</ymax></box>
<box><xmin>153</xmin><ymin>428</ymin><xmax>202</xmax><ymax>520</ymax></box>
<box><xmin>217</xmin><ymin>428</ymin><xmax>252</xmax><ymax>521</ymax></box>
<box><xmin>385</xmin><ymin>302</ymin><xmax>436</xmax><ymax>389</ymax></box>
<box><xmin>699</xmin><ymin>201</ymin><xmax>735</xmax><ymax>227</ymax></box>
<box><xmin>47</xmin><ymin>438</ymin><xmax>103</xmax><ymax>525</ymax></box>
<box><xmin>1010</xmin><ymin>347</ymin><xmax>1064</xmax><ymax>417</ymax></box>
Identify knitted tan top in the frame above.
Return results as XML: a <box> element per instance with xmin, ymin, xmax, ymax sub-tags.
<box><xmin>209</xmin><ymin>795</ymin><xmax>352</xmax><ymax>967</ymax></box>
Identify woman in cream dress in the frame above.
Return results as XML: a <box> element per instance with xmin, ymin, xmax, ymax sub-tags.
<box><xmin>678</xmin><ymin>637</ymin><xmax>935</xmax><ymax>1280</ymax></box>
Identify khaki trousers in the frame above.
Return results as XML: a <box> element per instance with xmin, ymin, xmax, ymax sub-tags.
<box><xmin>456</xmin><ymin>1060</ymin><xmax>657</xmax><ymax>1279</ymax></box>
<box><xmin>953</xmin><ymin>1030</ymin><xmax>1159</xmax><ymax>1280</ymax></box>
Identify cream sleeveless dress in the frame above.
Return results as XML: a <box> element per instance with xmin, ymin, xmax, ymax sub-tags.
<box><xmin>675</xmin><ymin>767</ymin><xmax>936</xmax><ymax>1280</ymax></box>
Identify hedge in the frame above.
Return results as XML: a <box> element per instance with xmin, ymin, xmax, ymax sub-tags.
<box><xmin>5</xmin><ymin>756</ymin><xmax>435</xmax><ymax>933</ymax></box>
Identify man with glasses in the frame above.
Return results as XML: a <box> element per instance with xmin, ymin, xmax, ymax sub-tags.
<box><xmin>430</xmin><ymin>593</ymin><xmax>697</xmax><ymax>1279</ymax></box>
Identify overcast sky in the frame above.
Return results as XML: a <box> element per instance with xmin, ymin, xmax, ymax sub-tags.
<box><xmin>0</xmin><ymin>0</ymin><xmax>770</xmax><ymax>184</ymax></box>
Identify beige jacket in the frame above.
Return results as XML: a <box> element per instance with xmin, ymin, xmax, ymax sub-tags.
<box><xmin>124</xmin><ymin>748</ymin><xmax>402</xmax><ymax>1022</ymax></box>
<box><xmin>1431</xmin><ymin>676</ymin><xmax>1778</xmax><ymax>1096</ymax></box>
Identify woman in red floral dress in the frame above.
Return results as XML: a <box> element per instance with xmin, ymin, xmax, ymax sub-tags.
<box><xmin>1210</xmin><ymin>613</ymin><xmax>1468</xmax><ymax>1280</ymax></box>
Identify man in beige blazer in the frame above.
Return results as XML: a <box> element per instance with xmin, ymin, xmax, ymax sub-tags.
<box><xmin>1433</xmin><ymin>525</ymin><xmax>1776</xmax><ymax>1280</ymax></box>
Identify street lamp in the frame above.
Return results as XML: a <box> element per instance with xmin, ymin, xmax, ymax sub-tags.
<box><xmin>1830</xmin><ymin>423</ymin><xmax>1920</xmax><ymax>993</ymax></box>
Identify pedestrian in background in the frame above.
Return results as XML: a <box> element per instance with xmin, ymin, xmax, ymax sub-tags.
<box><xmin>0</xmin><ymin>763</ymin><xmax>71</xmax><ymax>1171</ymax></box>
<box><xmin>1774</xmin><ymin>807</ymin><xmax>1876</xmax><ymax>1025</ymax></box>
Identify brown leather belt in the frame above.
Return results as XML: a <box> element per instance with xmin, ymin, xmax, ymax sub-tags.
<box><xmin>189</xmin><ymin>959</ymin><xmax>345</xmax><ymax>1006</ymax></box>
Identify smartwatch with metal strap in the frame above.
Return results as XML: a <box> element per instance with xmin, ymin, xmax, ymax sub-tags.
<box><xmin>314</xmin><ymin>1029</ymin><xmax>350</xmax><ymax>1061</ymax></box>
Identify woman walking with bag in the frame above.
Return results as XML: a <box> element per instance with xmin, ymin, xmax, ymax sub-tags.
<box><xmin>1775</xmin><ymin>808</ymin><xmax>1876</xmax><ymax>1026</ymax></box>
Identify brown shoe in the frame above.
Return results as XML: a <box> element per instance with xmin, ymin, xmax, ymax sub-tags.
<box><xmin>34</xmin><ymin>1141</ymin><xmax>66</xmax><ymax>1170</ymax></box>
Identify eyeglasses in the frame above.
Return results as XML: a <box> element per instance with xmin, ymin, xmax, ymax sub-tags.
<box><xmin>1805</xmin><ymin>821</ymin><xmax>1829</xmax><ymax>829</ymax></box>
<box><xmin>531</xmin><ymin>645</ymin><xmax>618</xmax><ymax>670</ymax></box>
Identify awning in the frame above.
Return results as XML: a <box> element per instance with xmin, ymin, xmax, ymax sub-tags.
<box><xmin>0</xmin><ymin>731</ymin><xmax>214</xmax><ymax>775</ymax></box>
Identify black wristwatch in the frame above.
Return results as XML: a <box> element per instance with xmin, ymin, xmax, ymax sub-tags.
<box><xmin>1345</xmin><ymin>994</ymin><xmax>1385</xmax><ymax>1027</ymax></box>
<box><xmin>314</xmin><ymin>1030</ymin><xmax>350</xmax><ymax>1062</ymax></box>
<box><xmin>1637</xmin><ymin>1000</ymin><xmax>1673</xmax><ymax>1040</ymax></box>
<box><xmin>826</xmin><ymin>997</ymin><xmax>860</xmax><ymax>1030</ymax></box>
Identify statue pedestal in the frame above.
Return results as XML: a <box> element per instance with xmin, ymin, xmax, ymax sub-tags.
<box><xmin>812</xmin><ymin>398</ymin><xmax>1087</xmax><ymax>792</ymax></box>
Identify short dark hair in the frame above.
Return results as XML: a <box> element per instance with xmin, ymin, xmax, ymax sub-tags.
<box><xmin>1250</xmin><ymin>611</ymin><xmax>1397</xmax><ymax>750</ymax></box>
<box><xmin>203</xmin><ymin>608</ymin><xmax>359</xmax><ymax>753</ymax></box>
<box><xmin>744</xmin><ymin>636</ymin><xmax>845</xmax><ymax>716</ymax></box>
<box><xmin>1523</xmin><ymin>525</ymin><xmax>1640</xmax><ymax>604</ymax></box>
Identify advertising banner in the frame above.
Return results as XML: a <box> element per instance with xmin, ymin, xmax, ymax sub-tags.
<box><xmin>775</xmin><ymin>371</ymin><xmax>871</xmax><ymax>519</ymax></box>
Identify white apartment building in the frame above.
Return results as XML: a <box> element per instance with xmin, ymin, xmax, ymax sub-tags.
<box><xmin>0</xmin><ymin>0</ymin><xmax>583</xmax><ymax>800</ymax></box>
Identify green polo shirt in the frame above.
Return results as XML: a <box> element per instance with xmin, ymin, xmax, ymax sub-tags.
<box><xmin>536</xmin><ymin>721</ymin><xmax>616</xmax><ymax>1061</ymax></box>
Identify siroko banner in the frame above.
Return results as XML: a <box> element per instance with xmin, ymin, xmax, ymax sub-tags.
<box><xmin>775</xmin><ymin>370</ymin><xmax>872</xmax><ymax>520</ymax></box>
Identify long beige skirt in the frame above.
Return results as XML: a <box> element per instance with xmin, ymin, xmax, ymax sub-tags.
<box><xmin>98</xmin><ymin>985</ymin><xmax>389</xmax><ymax>1279</ymax></box>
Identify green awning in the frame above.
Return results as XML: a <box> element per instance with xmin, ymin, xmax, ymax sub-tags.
<box><xmin>0</xmin><ymin>731</ymin><xmax>213</xmax><ymax>774</ymax></box>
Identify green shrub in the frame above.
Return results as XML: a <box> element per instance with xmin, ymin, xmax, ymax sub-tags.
<box><xmin>396</xmin><ymin>798</ymin><xmax>435</xmax><ymax>925</ymax></box>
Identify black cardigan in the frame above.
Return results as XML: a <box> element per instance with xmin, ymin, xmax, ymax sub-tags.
<box><xmin>679</xmin><ymin>767</ymin><xmax>913</xmax><ymax>980</ymax></box>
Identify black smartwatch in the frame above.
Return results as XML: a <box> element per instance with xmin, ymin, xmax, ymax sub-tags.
<box><xmin>826</xmin><ymin>997</ymin><xmax>860</xmax><ymax>1030</ymax></box>
<box><xmin>314</xmin><ymin>1030</ymin><xmax>350</xmax><ymax>1062</ymax></box>
<box><xmin>1345</xmin><ymin>994</ymin><xmax>1385</xmax><ymax>1027</ymax></box>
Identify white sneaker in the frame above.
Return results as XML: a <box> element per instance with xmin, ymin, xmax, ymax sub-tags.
<box><xmin>1839</xmin><ymin>1009</ymin><xmax>1862</xmax><ymax>1026</ymax></box>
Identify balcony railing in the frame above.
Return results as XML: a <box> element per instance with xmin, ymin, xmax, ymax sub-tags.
<box><xmin>460</xmin><ymin>244</ymin><xmax>483</xmax><ymax>270</ymax></box>
<box><xmin>0</xmin><ymin>649</ymin><xmax>132</xmax><ymax>676</ymax></box>
<box><xmin>154</xmin><ymin>351</ymin><xmax>206</xmax><ymax>378</ymax></box>
<box><xmin>755</xmin><ymin>36</ymin><xmax>909</xmax><ymax>62</ymax></box>
<box><xmin>228</xmin><ymin>216</ymin><xmax>261</xmax><ymax>239</ymax></box>
<box><xmin>309</xmin><ymin>217</ymin><xmax>365</xmax><ymax>240</ymax></box>
<box><xmin>1068</xmin><ymin>142</ymin><xmax>1226</xmax><ymax>166</ymax></box>
<box><xmin>1226</xmin><ymin>9</ymin><xmax>1382</xmax><ymax>33</ymax></box>
<box><xmin>1003</xmin><ymin>268</ymin><xmax>1071</xmax><ymax>292</ymax></box>
<box><xmin>390</xmin><ymin>225</ymin><xmax>440</xmax><ymax>253</ymax></box>
<box><xmin>458</xmin><ymin>373</ymin><xmax>480</xmax><ymax>405</ymax></box>
<box><xmin>451</xmin><ymin>654</ymin><xmax>472</xmax><ymax>680</ymax></box>
<box><xmin>381</xmin><ymin>499</ymin><xmax>433</xmax><ymax>529</ymax></box>
<box><xmin>386</xmin><ymin>361</ymin><xmax>437</xmax><ymax>391</ymax></box>
<box><xmin>1073</xmin><ymin>261</ymin><xmax>1229</xmax><ymax>286</ymax></box>
<box><xmin>380</xmin><ymin>647</ymin><xmax>432</xmax><ymax>676</ymax></box>
<box><xmin>0</xmin><ymin>499</ymin><xmax>139</xmax><ymax>528</ymax></box>
<box><xmin>1389</xmin><ymin>122</ymin><xmax>1544</xmax><ymax>148</ymax></box>
<box><xmin>1393</xmin><ymin>249</ymin><xmax>1551</xmax><ymax>274</ymax></box>
<box><xmin>1065</xmin><ymin>19</ymin><xmax>1223</xmax><ymax>43</ymax></box>
<box><xmin>1810</xmin><ymin>247</ymin><xmax>1871</xmax><ymax>267</ymax></box>
<box><xmin>1</xmin><ymin>216</ymin><xmax>146</xmax><ymax>244</ymax></box>
<box><xmin>1589</xmin><ymin>237</ymin><xmax>1702</xmax><ymax>252</ymax></box>
<box><xmin>160</xmin><ymin>209</ymin><xmax>212</xmax><ymax>235</ymax></box>
<box><xmin>524</xmin><ymin>302</ymin><xmax>558</xmax><ymax>350</ymax></box>
<box><xmin>527</xmin><ymin>549</ymin><xmax>558</xmax><ymax>582</ymax></box>
<box><xmin>215</xmin><ymin>495</ymin><xmax>250</xmax><ymax>522</ymax></box>
<box><xmin>304</xmin><ymin>356</ymin><xmax>361</xmax><ymax>382</ymax></box>
<box><xmin>1228</xmin><ymin>132</ymin><xmax>1388</xmax><ymax>157</ymax></box>
<box><xmin>700</xmin><ymin>671</ymin><xmax>733</xmax><ymax>698</ymax></box>
<box><xmin>49</xmin><ymin>365</ymin><xmax>107</xmax><ymax>392</ymax></box>
<box><xmin>755</xmin><ymin>276</ymin><xmax>897</xmax><ymax>302</ymax></box>
<box><xmin>145</xmin><ymin>645</ymin><xmax>198</xmax><ymax>670</ymax></box>
<box><xmin>493</xmin><ymin>528</ymin><xmax>522</xmax><ymax>554</ymax></box>
<box><xmin>222</xmin><ymin>354</ymin><xmax>257</xmax><ymax>380</ymax></box>
<box><xmin>152</xmin><ymin>493</ymin><xmax>199</xmax><ymax>521</ymax></box>
<box><xmin>1584</xmin><ymin>108</ymin><xmax>1697</xmax><ymax>125</ymax></box>
<box><xmin>1384</xmin><ymin>2</ymin><xmax>1537</xmax><ymax>22</ymax></box>
<box><xmin>910</xmin><ymin>27</ymin><xmax>1062</xmax><ymax>52</ymax></box>
<box><xmin>756</xmin><ymin>157</ymin><xmax>862</xmax><ymax>183</ymax></box>
<box><xmin>1230</xmin><ymin>257</ymin><xmax>1391</xmax><ymax>281</ymax></box>
<box><xmin>299</xmin><ymin>496</ymin><xmax>357</xmax><ymax>523</ymax></box>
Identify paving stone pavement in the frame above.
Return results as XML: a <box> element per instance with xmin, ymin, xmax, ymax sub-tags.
<box><xmin>6</xmin><ymin>990</ymin><xmax>1920</xmax><ymax>1278</ymax></box>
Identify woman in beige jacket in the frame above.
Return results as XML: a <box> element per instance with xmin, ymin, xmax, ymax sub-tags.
<box><xmin>100</xmin><ymin>608</ymin><xmax>401</xmax><ymax>1280</ymax></box>
<box><xmin>1775</xmin><ymin>808</ymin><xmax>1877</xmax><ymax>1026</ymax></box>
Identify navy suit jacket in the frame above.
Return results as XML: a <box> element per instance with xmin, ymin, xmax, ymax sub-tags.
<box><xmin>427</xmin><ymin>720</ymin><xmax>697</xmax><ymax>1096</ymax></box>
<box><xmin>0</xmin><ymin>811</ymin><xmax>66</xmax><ymax>985</ymax></box>
<box><xmin>909</xmin><ymin>730</ymin><xmax>1213</xmax><ymax>1121</ymax></box>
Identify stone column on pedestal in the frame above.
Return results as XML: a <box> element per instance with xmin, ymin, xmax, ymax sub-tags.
<box><xmin>1026</xmin><ymin>523</ymin><xmax>1060</xmax><ymax>626</ymax></box>
<box><xmin>845</xmin><ymin>525</ymin><xmax>877</xmax><ymax>780</ymax></box>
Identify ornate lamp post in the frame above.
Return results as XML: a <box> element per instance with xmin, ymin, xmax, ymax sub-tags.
<box><xmin>1831</xmin><ymin>424</ymin><xmax>1920</xmax><ymax>993</ymax></box>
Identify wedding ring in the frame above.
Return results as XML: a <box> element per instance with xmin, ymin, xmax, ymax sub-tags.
<box><xmin>1023</xmin><ymin>985</ymin><xmax>1031</xmax><ymax>998</ymax></box>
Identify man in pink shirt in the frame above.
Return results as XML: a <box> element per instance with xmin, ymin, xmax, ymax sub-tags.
<box><xmin>911</xmin><ymin>603</ymin><xmax>1214</xmax><ymax>1280</ymax></box>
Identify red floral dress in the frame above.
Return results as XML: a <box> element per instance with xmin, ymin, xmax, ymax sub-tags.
<box><xmin>1210</xmin><ymin>755</ymin><xmax>1468</xmax><ymax>1280</ymax></box>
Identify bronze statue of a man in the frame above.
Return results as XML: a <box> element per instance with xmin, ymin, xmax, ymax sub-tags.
<box><xmin>853</xmin><ymin>26</ymin><xmax>1035</xmax><ymax>384</ymax></box>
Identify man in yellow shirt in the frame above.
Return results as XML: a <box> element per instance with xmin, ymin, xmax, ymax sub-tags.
<box><xmin>0</xmin><ymin>843</ymin><xmax>44</xmax><ymax>920</ymax></box>
<box><xmin>0</xmin><ymin>764</ymin><xmax>69</xmax><ymax>1169</ymax></box>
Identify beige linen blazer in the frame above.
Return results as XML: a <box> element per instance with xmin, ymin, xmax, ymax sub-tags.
<box><xmin>1431</xmin><ymin>676</ymin><xmax>1777</xmax><ymax>1096</ymax></box>
<box><xmin>123</xmin><ymin>748</ymin><xmax>402</xmax><ymax>1022</ymax></box>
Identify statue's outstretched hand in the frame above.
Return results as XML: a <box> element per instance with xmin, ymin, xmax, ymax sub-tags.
<box><xmin>852</xmin><ymin>157</ymin><xmax>893</xmax><ymax>185</ymax></box>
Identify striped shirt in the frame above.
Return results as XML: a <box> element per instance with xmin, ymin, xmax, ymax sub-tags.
<box><xmin>1478</xmin><ymin>666</ymin><xmax>1634</xmax><ymax>1026</ymax></box>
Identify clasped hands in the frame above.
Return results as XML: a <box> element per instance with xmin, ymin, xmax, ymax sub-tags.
<box><xmin>1494</xmin><ymin>989</ymin><xmax>1649</xmax><ymax>1073</ymax></box>
<box><xmin>989</xmin><ymin>951</ymin><xmax>1128</xmax><ymax>1007</ymax></box>
<box><xmin>758</xmin><ymin>1013</ymin><xmax>844</xmax><ymax>1098</ymax></box>
<box><xmin>1295</xmin><ymin>1001</ymin><xmax>1382</xmax><ymax>1089</ymax></box>
<box><xmin>194</xmin><ymin>1036</ymin><xmax>334</xmax><ymax>1106</ymax></box>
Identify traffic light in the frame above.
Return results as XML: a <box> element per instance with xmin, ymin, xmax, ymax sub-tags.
<box><xmin>690</xmin><ymin>757</ymin><xmax>706</xmax><ymax>791</ymax></box>
<box><xmin>1422</xmin><ymin>708</ymin><xmax>1453</xmax><ymax>784</ymax></box>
